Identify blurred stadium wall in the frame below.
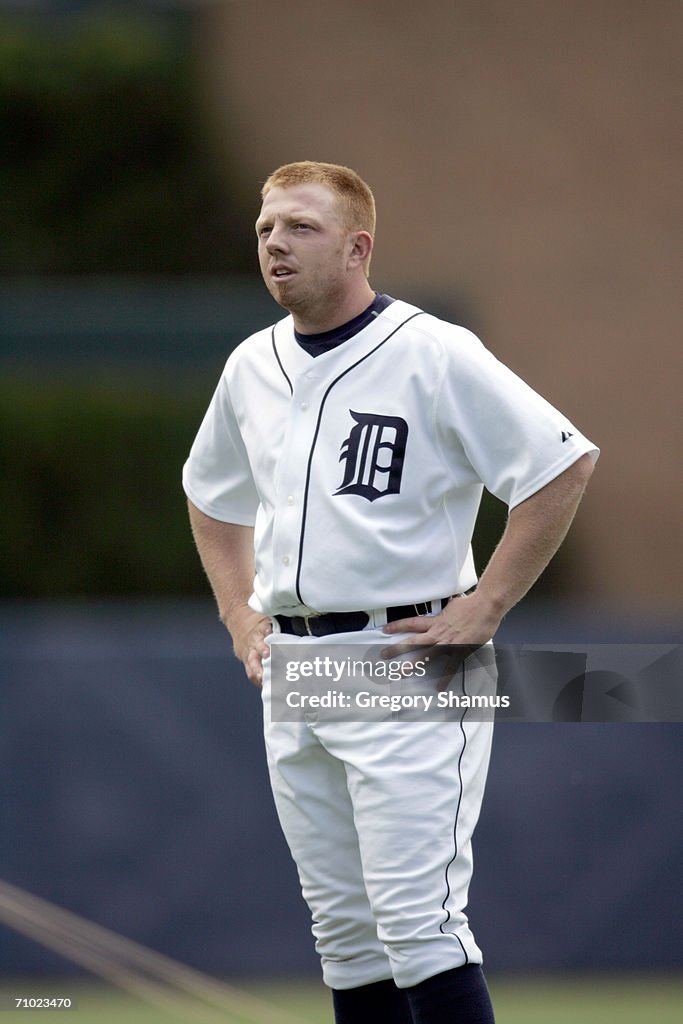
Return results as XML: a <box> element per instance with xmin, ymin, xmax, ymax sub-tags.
<box><xmin>1</xmin><ymin>605</ymin><xmax>682</xmax><ymax>976</ymax></box>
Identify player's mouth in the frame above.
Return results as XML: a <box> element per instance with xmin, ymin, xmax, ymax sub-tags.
<box><xmin>271</xmin><ymin>266</ymin><xmax>296</xmax><ymax>282</ymax></box>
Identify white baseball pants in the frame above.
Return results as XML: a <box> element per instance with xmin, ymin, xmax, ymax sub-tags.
<box><xmin>261</xmin><ymin>628</ymin><xmax>494</xmax><ymax>990</ymax></box>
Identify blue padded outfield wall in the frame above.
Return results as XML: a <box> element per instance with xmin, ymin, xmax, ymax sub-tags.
<box><xmin>1</xmin><ymin>600</ymin><xmax>681</xmax><ymax>977</ymax></box>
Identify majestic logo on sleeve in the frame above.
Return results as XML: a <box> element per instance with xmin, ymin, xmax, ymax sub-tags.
<box><xmin>334</xmin><ymin>411</ymin><xmax>409</xmax><ymax>502</ymax></box>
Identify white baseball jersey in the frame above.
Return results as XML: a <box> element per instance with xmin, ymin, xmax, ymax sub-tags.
<box><xmin>183</xmin><ymin>299</ymin><xmax>598</xmax><ymax>617</ymax></box>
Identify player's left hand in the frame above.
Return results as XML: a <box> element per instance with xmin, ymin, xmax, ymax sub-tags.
<box><xmin>380</xmin><ymin>592</ymin><xmax>501</xmax><ymax>668</ymax></box>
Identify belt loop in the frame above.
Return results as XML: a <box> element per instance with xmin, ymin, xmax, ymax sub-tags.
<box><xmin>371</xmin><ymin>606</ymin><xmax>389</xmax><ymax>628</ymax></box>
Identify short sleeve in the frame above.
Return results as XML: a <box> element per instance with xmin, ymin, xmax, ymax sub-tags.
<box><xmin>437</xmin><ymin>329</ymin><xmax>600</xmax><ymax>508</ymax></box>
<box><xmin>182</xmin><ymin>372</ymin><xmax>260</xmax><ymax>525</ymax></box>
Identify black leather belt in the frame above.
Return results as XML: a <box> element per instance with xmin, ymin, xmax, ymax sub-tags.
<box><xmin>275</xmin><ymin>598</ymin><xmax>451</xmax><ymax>638</ymax></box>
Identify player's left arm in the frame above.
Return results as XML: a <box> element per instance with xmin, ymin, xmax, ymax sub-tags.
<box><xmin>383</xmin><ymin>453</ymin><xmax>595</xmax><ymax>650</ymax></box>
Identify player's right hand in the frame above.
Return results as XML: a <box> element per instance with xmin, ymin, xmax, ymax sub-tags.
<box><xmin>225</xmin><ymin>605</ymin><xmax>272</xmax><ymax>687</ymax></box>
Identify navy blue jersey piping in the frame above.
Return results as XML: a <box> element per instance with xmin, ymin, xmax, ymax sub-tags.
<box><xmin>271</xmin><ymin>326</ymin><xmax>293</xmax><ymax>395</ymax></box>
<box><xmin>439</xmin><ymin>659</ymin><xmax>470</xmax><ymax>963</ymax></box>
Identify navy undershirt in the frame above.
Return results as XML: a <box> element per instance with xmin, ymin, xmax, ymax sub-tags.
<box><xmin>294</xmin><ymin>293</ymin><xmax>395</xmax><ymax>357</ymax></box>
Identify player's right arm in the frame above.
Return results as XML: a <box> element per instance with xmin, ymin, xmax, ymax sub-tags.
<box><xmin>187</xmin><ymin>501</ymin><xmax>271</xmax><ymax>686</ymax></box>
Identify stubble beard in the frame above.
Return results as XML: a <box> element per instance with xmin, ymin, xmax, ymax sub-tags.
<box><xmin>270</xmin><ymin>271</ymin><xmax>347</xmax><ymax>332</ymax></box>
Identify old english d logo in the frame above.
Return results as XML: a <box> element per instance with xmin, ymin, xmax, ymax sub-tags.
<box><xmin>335</xmin><ymin>411</ymin><xmax>409</xmax><ymax>502</ymax></box>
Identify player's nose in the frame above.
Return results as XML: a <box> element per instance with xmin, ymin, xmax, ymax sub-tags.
<box><xmin>265</xmin><ymin>224</ymin><xmax>289</xmax><ymax>254</ymax></box>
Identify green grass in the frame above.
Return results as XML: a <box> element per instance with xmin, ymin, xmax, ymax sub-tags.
<box><xmin>487</xmin><ymin>975</ymin><xmax>683</xmax><ymax>1023</ymax></box>
<box><xmin>0</xmin><ymin>975</ymin><xmax>681</xmax><ymax>1023</ymax></box>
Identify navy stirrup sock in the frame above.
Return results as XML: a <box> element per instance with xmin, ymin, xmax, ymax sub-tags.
<box><xmin>406</xmin><ymin>964</ymin><xmax>495</xmax><ymax>1023</ymax></box>
<box><xmin>332</xmin><ymin>965</ymin><xmax>494</xmax><ymax>1023</ymax></box>
<box><xmin>332</xmin><ymin>978</ymin><xmax>413</xmax><ymax>1023</ymax></box>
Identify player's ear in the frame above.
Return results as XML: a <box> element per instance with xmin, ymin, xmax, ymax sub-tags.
<box><xmin>347</xmin><ymin>231</ymin><xmax>373</xmax><ymax>269</ymax></box>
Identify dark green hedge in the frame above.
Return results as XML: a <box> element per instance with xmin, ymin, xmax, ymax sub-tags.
<box><xmin>0</xmin><ymin>378</ymin><xmax>210</xmax><ymax>596</ymax></box>
<box><xmin>0</xmin><ymin>9</ymin><xmax>253</xmax><ymax>274</ymax></box>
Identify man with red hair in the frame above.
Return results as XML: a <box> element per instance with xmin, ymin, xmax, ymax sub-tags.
<box><xmin>184</xmin><ymin>160</ymin><xmax>598</xmax><ymax>1023</ymax></box>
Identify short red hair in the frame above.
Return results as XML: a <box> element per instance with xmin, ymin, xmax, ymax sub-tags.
<box><xmin>261</xmin><ymin>160</ymin><xmax>376</xmax><ymax>239</ymax></box>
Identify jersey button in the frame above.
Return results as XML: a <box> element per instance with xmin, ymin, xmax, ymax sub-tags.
<box><xmin>300</xmin><ymin>401</ymin><xmax>309</xmax><ymax>410</ymax></box>
<box><xmin>287</xmin><ymin>495</ymin><xmax>294</xmax><ymax>505</ymax></box>
<box><xmin>282</xmin><ymin>555</ymin><xmax>290</xmax><ymax>566</ymax></box>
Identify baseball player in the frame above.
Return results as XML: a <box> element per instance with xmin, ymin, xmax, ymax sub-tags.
<box><xmin>183</xmin><ymin>161</ymin><xmax>598</xmax><ymax>1023</ymax></box>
